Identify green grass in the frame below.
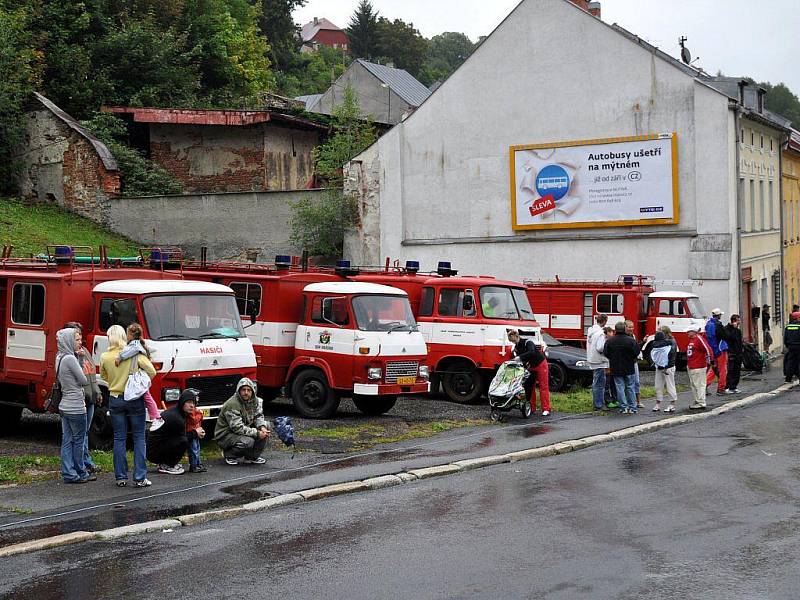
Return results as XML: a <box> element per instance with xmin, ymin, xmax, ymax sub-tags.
<box><xmin>303</xmin><ymin>419</ymin><xmax>490</xmax><ymax>449</ymax></box>
<box><xmin>0</xmin><ymin>197</ymin><xmax>139</xmax><ymax>257</ymax></box>
<box><xmin>0</xmin><ymin>455</ymin><xmax>61</xmax><ymax>484</ymax></box>
<box><xmin>550</xmin><ymin>384</ymin><xmax>691</xmax><ymax>413</ymax></box>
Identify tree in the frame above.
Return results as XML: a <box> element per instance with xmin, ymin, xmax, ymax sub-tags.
<box><xmin>291</xmin><ymin>86</ymin><xmax>375</xmax><ymax>256</ymax></box>
<box><xmin>0</xmin><ymin>4</ymin><xmax>41</xmax><ymax>194</ymax></box>
<box><xmin>374</xmin><ymin>17</ymin><xmax>428</xmax><ymax>77</ymax></box>
<box><xmin>761</xmin><ymin>82</ymin><xmax>800</xmax><ymax>127</ymax></box>
<box><xmin>419</xmin><ymin>31</ymin><xmax>474</xmax><ymax>86</ymax></box>
<box><xmin>346</xmin><ymin>0</ymin><xmax>379</xmax><ymax>60</ymax></box>
<box><xmin>254</xmin><ymin>0</ymin><xmax>306</xmax><ymax>74</ymax></box>
<box><xmin>281</xmin><ymin>45</ymin><xmax>351</xmax><ymax>98</ymax></box>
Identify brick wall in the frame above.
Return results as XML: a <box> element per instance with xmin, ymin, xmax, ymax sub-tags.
<box><xmin>147</xmin><ymin>122</ymin><xmax>319</xmax><ymax>194</ymax></box>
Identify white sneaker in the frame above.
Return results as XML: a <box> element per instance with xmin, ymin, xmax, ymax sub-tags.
<box><xmin>149</xmin><ymin>418</ymin><xmax>165</xmax><ymax>431</ymax></box>
<box><xmin>724</xmin><ymin>389</ymin><xmax>736</xmax><ymax>395</ymax></box>
<box><xmin>541</xmin><ymin>410</ymin><xmax>550</xmax><ymax>417</ymax></box>
<box><xmin>652</xmin><ymin>405</ymin><xmax>661</xmax><ymax>412</ymax></box>
<box><xmin>158</xmin><ymin>464</ymin><xmax>185</xmax><ymax>475</ymax></box>
<box><xmin>243</xmin><ymin>456</ymin><xmax>267</xmax><ymax>465</ymax></box>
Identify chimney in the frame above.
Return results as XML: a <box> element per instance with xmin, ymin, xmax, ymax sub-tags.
<box><xmin>588</xmin><ymin>2</ymin><xmax>601</xmax><ymax>17</ymax></box>
<box><xmin>757</xmin><ymin>87</ymin><xmax>766</xmax><ymax>113</ymax></box>
<box><xmin>313</xmin><ymin>17</ymin><xmax>319</xmax><ymax>25</ymax></box>
<box><xmin>738</xmin><ymin>79</ymin><xmax>749</xmax><ymax>106</ymax></box>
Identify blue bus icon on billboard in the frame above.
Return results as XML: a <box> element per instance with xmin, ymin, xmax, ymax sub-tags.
<box><xmin>535</xmin><ymin>164</ymin><xmax>570</xmax><ymax>201</ymax></box>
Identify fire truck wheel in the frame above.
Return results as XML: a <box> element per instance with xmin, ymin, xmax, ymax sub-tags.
<box><xmin>548</xmin><ymin>363</ymin><xmax>567</xmax><ymax>392</ymax></box>
<box><xmin>442</xmin><ymin>366</ymin><xmax>484</xmax><ymax>404</ymax></box>
<box><xmin>291</xmin><ymin>370</ymin><xmax>341</xmax><ymax>419</ymax></box>
<box><xmin>0</xmin><ymin>405</ymin><xmax>23</xmax><ymax>434</ymax></box>
<box><xmin>353</xmin><ymin>395</ymin><xmax>397</xmax><ymax>416</ymax></box>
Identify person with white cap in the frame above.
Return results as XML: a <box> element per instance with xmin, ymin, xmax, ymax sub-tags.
<box><xmin>705</xmin><ymin>308</ymin><xmax>730</xmax><ymax>395</ymax></box>
<box><xmin>686</xmin><ymin>325</ymin><xmax>713</xmax><ymax>409</ymax></box>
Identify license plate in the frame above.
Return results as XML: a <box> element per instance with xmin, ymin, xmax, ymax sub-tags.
<box><xmin>201</xmin><ymin>408</ymin><xmax>211</xmax><ymax>418</ymax></box>
<box><xmin>396</xmin><ymin>376</ymin><xmax>416</xmax><ymax>385</ymax></box>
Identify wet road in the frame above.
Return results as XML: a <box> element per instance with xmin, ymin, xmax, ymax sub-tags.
<box><xmin>2</xmin><ymin>390</ymin><xmax>799</xmax><ymax>599</ymax></box>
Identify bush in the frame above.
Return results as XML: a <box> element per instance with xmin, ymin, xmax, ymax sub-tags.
<box><xmin>81</xmin><ymin>113</ymin><xmax>184</xmax><ymax>197</ymax></box>
<box><xmin>289</xmin><ymin>190</ymin><xmax>358</xmax><ymax>258</ymax></box>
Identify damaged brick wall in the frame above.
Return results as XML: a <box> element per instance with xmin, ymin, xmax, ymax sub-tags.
<box><xmin>148</xmin><ymin>122</ymin><xmax>319</xmax><ymax>193</ymax></box>
<box><xmin>16</xmin><ymin>106</ymin><xmax>120</xmax><ymax>219</ymax></box>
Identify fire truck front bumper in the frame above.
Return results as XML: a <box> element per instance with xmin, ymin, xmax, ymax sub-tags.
<box><xmin>353</xmin><ymin>381</ymin><xmax>430</xmax><ymax>396</ymax></box>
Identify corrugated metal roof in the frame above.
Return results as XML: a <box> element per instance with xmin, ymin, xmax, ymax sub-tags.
<box><xmin>295</xmin><ymin>94</ymin><xmax>323</xmax><ymax>110</ymax></box>
<box><xmin>356</xmin><ymin>59</ymin><xmax>431</xmax><ymax>107</ymax></box>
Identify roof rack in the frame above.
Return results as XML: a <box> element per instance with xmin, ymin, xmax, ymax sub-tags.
<box><xmin>523</xmin><ymin>275</ymin><xmax>655</xmax><ymax>288</ymax></box>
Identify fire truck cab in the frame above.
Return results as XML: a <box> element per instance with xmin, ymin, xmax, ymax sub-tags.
<box><xmin>0</xmin><ymin>248</ymin><xmax>257</xmax><ymax>445</ymax></box>
<box><xmin>288</xmin><ymin>281</ymin><xmax>429</xmax><ymax>418</ymax></box>
<box><xmin>644</xmin><ymin>291</ymin><xmax>707</xmax><ymax>356</ymax></box>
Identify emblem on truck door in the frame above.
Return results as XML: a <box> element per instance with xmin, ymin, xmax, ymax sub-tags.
<box><xmin>319</xmin><ymin>331</ymin><xmax>331</xmax><ymax>345</ymax></box>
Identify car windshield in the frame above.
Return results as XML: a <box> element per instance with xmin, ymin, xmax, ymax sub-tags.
<box><xmin>352</xmin><ymin>295</ymin><xmax>417</xmax><ymax>332</ymax></box>
<box><xmin>540</xmin><ymin>332</ymin><xmax>562</xmax><ymax>346</ymax></box>
<box><xmin>480</xmin><ymin>286</ymin><xmax>537</xmax><ymax>321</ymax></box>
<box><xmin>685</xmin><ymin>298</ymin><xmax>707</xmax><ymax>319</ymax></box>
<box><xmin>143</xmin><ymin>294</ymin><xmax>246</xmax><ymax>340</ymax></box>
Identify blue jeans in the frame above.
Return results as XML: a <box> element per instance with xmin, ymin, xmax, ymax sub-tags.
<box><xmin>60</xmin><ymin>412</ymin><xmax>88</xmax><ymax>482</ymax></box>
<box><xmin>591</xmin><ymin>369</ymin><xmax>606</xmax><ymax>408</ymax></box>
<box><xmin>109</xmin><ymin>395</ymin><xmax>148</xmax><ymax>482</ymax></box>
<box><xmin>83</xmin><ymin>402</ymin><xmax>96</xmax><ymax>471</ymax></box>
<box><xmin>188</xmin><ymin>436</ymin><xmax>201</xmax><ymax>468</ymax></box>
<box><xmin>613</xmin><ymin>374</ymin><xmax>637</xmax><ymax>412</ymax></box>
<box><xmin>633</xmin><ymin>362</ymin><xmax>641</xmax><ymax>397</ymax></box>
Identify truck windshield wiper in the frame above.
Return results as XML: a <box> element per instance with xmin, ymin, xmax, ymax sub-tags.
<box><xmin>199</xmin><ymin>332</ymin><xmax>240</xmax><ymax>339</ymax></box>
<box><xmin>155</xmin><ymin>334</ymin><xmax>194</xmax><ymax>341</ymax></box>
<box><xmin>387</xmin><ymin>322</ymin><xmax>415</xmax><ymax>333</ymax></box>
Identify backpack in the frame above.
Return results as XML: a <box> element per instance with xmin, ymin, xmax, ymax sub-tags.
<box><xmin>742</xmin><ymin>342</ymin><xmax>764</xmax><ymax>372</ymax></box>
<box><xmin>650</xmin><ymin>345</ymin><xmax>670</xmax><ymax>369</ymax></box>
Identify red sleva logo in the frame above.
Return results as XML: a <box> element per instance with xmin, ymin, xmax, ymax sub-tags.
<box><xmin>529</xmin><ymin>195</ymin><xmax>556</xmax><ymax>217</ymax></box>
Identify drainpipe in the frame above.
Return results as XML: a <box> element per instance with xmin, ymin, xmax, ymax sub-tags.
<box><xmin>780</xmin><ymin>130</ymin><xmax>790</xmax><ymax>323</ymax></box>
<box><xmin>734</xmin><ymin>81</ymin><xmax>746</xmax><ymax>329</ymax></box>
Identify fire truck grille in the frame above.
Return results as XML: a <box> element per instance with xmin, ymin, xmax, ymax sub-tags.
<box><xmin>186</xmin><ymin>374</ymin><xmax>244</xmax><ymax>407</ymax></box>
<box><xmin>385</xmin><ymin>361</ymin><xmax>419</xmax><ymax>383</ymax></box>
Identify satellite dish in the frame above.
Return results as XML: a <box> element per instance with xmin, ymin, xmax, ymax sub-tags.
<box><xmin>681</xmin><ymin>46</ymin><xmax>692</xmax><ymax>65</ymax></box>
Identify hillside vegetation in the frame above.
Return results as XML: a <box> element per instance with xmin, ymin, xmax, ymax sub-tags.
<box><xmin>0</xmin><ymin>198</ymin><xmax>139</xmax><ymax>257</ymax></box>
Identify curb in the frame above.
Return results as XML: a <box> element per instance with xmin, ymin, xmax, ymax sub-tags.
<box><xmin>2</xmin><ymin>381</ymin><xmax>794</xmax><ymax>557</ymax></box>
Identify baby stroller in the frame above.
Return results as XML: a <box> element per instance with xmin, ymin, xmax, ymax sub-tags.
<box><xmin>488</xmin><ymin>360</ymin><xmax>531</xmax><ymax>422</ymax></box>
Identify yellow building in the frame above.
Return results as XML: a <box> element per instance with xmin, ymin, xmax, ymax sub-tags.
<box><xmin>783</xmin><ymin>129</ymin><xmax>800</xmax><ymax>316</ymax></box>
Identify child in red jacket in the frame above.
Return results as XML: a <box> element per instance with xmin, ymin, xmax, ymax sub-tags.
<box><xmin>185</xmin><ymin>401</ymin><xmax>207</xmax><ymax>473</ymax></box>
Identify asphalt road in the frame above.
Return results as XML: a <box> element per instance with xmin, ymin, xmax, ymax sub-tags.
<box><xmin>2</xmin><ymin>387</ymin><xmax>798</xmax><ymax>600</ymax></box>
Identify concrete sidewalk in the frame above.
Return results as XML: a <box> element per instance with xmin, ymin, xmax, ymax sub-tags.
<box><xmin>0</xmin><ymin>362</ymin><xmax>787</xmax><ymax>548</ymax></box>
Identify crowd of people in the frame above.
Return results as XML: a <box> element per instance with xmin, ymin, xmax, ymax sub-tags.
<box><xmin>54</xmin><ymin>322</ymin><xmax>271</xmax><ymax>486</ymax></box>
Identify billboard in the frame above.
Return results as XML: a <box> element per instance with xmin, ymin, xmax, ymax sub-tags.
<box><xmin>510</xmin><ymin>133</ymin><xmax>679</xmax><ymax>230</ymax></box>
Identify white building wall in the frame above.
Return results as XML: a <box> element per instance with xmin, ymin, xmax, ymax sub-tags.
<box><xmin>346</xmin><ymin>0</ymin><xmax>737</xmax><ymax>316</ymax></box>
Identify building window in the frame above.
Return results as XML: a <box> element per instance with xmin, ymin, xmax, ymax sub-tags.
<box><xmin>740</xmin><ymin>128</ymin><xmax>744</xmax><ymax>143</ymax></box>
<box><xmin>759</xmin><ymin>180</ymin><xmax>766</xmax><ymax>230</ymax></box>
<box><xmin>770</xmin><ymin>138</ymin><xmax>774</xmax><ymax>152</ymax></box>
<box><xmin>749</xmin><ymin>179</ymin><xmax>756</xmax><ymax>231</ymax></box>
<box><xmin>11</xmin><ymin>283</ymin><xmax>45</xmax><ymax>326</ymax></box>
<box><xmin>230</xmin><ymin>282</ymin><xmax>262</xmax><ymax>317</ymax></box>
<box><xmin>761</xmin><ymin>135</ymin><xmax>764</xmax><ymax>149</ymax></box>
<box><xmin>751</xmin><ymin>131</ymin><xmax>755</xmax><ymax>145</ymax></box>
<box><xmin>769</xmin><ymin>180</ymin><xmax>774</xmax><ymax>231</ymax></box>
<box><xmin>596</xmin><ymin>293</ymin><xmax>623</xmax><ymax>314</ymax></box>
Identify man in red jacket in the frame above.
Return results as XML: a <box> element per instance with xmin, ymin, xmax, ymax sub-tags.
<box><xmin>686</xmin><ymin>325</ymin><xmax>713</xmax><ymax>409</ymax></box>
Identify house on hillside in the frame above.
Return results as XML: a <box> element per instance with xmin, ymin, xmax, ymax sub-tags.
<box><xmin>102</xmin><ymin>106</ymin><xmax>329</xmax><ymax>194</ymax></box>
<box><xmin>344</xmin><ymin>0</ymin><xmax>791</xmax><ymax>352</ymax></box>
<box><xmin>15</xmin><ymin>93</ymin><xmax>120</xmax><ymax>219</ymax></box>
<box><xmin>301</xmin><ymin>17</ymin><xmax>349</xmax><ymax>52</ymax></box>
<box><xmin>308</xmin><ymin>59</ymin><xmax>432</xmax><ymax>125</ymax></box>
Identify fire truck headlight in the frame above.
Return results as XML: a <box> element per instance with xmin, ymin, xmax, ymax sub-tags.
<box><xmin>418</xmin><ymin>365</ymin><xmax>430</xmax><ymax>380</ymax></box>
<box><xmin>163</xmin><ymin>388</ymin><xmax>181</xmax><ymax>403</ymax></box>
<box><xmin>367</xmin><ymin>367</ymin><xmax>382</xmax><ymax>380</ymax></box>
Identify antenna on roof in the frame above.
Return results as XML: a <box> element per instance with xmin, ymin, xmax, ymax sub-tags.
<box><xmin>678</xmin><ymin>36</ymin><xmax>699</xmax><ymax>65</ymax></box>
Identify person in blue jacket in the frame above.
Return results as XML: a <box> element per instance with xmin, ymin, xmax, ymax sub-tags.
<box><xmin>705</xmin><ymin>308</ymin><xmax>730</xmax><ymax>396</ymax></box>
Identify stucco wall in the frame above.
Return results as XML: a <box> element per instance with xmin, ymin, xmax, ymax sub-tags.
<box><xmin>346</xmin><ymin>0</ymin><xmax>740</xmax><ymax>316</ymax></box>
<box><xmin>104</xmin><ymin>189</ymin><xmax>324</xmax><ymax>261</ymax></box>
<box><xmin>314</xmin><ymin>61</ymin><xmax>410</xmax><ymax>124</ymax></box>
<box><xmin>148</xmin><ymin>122</ymin><xmax>319</xmax><ymax>193</ymax></box>
<box><xmin>783</xmin><ymin>148</ymin><xmax>800</xmax><ymax>315</ymax></box>
<box><xmin>16</xmin><ymin>108</ymin><xmax>120</xmax><ymax>219</ymax></box>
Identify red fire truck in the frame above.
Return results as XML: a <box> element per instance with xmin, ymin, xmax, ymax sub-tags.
<box><xmin>524</xmin><ymin>275</ymin><xmax>707</xmax><ymax>360</ymax></box>
<box><xmin>0</xmin><ymin>246</ymin><xmax>257</xmax><ymax>445</ymax></box>
<box><xmin>168</xmin><ymin>255</ymin><xmax>429</xmax><ymax>418</ymax></box>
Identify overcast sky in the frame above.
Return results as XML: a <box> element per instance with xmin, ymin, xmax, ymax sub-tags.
<box><xmin>294</xmin><ymin>0</ymin><xmax>800</xmax><ymax>93</ymax></box>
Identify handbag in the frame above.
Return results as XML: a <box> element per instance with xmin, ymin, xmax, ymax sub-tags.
<box><xmin>123</xmin><ymin>354</ymin><xmax>152</xmax><ymax>401</ymax></box>
<box><xmin>44</xmin><ymin>357</ymin><xmax>64</xmax><ymax>414</ymax></box>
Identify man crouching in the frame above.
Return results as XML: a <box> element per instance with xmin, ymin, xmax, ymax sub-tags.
<box><xmin>215</xmin><ymin>377</ymin><xmax>270</xmax><ymax>465</ymax></box>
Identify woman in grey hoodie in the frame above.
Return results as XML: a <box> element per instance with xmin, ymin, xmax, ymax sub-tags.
<box><xmin>56</xmin><ymin>327</ymin><xmax>95</xmax><ymax>484</ymax></box>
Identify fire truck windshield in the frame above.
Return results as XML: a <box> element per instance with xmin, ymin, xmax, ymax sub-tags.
<box><xmin>142</xmin><ymin>294</ymin><xmax>246</xmax><ymax>340</ymax></box>
<box><xmin>480</xmin><ymin>286</ymin><xmax>537</xmax><ymax>321</ymax></box>
<box><xmin>352</xmin><ymin>295</ymin><xmax>417</xmax><ymax>332</ymax></box>
<box><xmin>685</xmin><ymin>297</ymin><xmax>707</xmax><ymax>319</ymax></box>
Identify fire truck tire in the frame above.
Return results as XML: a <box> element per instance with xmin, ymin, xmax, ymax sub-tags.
<box><xmin>442</xmin><ymin>365</ymin><xmax>484</xmax><ymax>404</ymax></box>
<box><xmin>548</xmin><ymin>363</ymin><xmax>568</xmax><ymax>392</ymax></box>
<box><xmin>353</xmin><ymin>395</ymin><xmax>397</xmax><ymax>416</ymax></box>
<box><xmin>291</xmin><ymin>370</ymin><xmax>341</xmax><ymax>419</ymax></box>
<box><xmin>0</xmin><ymin>405</ymin><xmax>23</xmax><ymax>434</ymax></box>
